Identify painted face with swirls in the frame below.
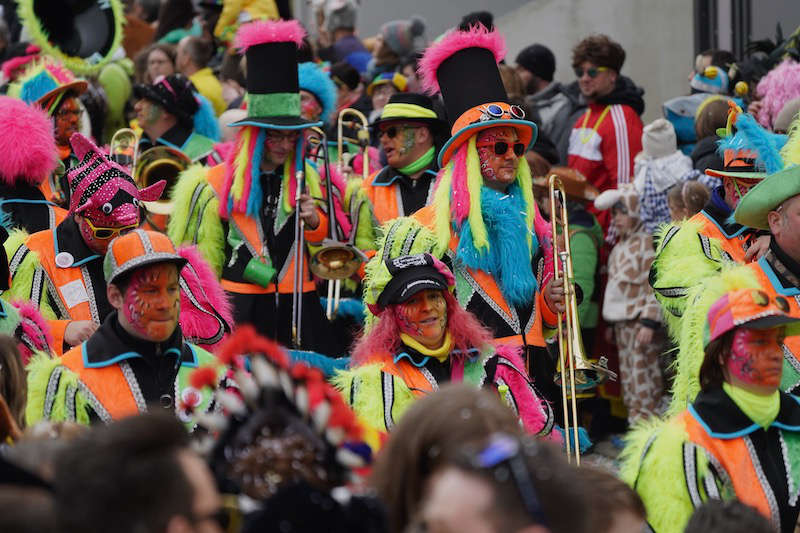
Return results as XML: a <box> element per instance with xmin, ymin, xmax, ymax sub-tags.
<box><xmin>396</xmin><ymin>289</ymin><xmax>447</xmax><ymax>350</ymax></box>
<box><xmin>121</xmin><ymin>263</ymin><xmax>180</xmax><ymax>342</ymax></box>
<box><xmin>726</xmin><ymin>327</ymin><xmax>785</xmax><ymax>390</ymax></box>
<box><xmin>476</xmin><ymin>126</ymin><xmax>521</xmax><ymax>191</ymax></box>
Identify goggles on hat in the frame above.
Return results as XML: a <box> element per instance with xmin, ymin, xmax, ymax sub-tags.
<box><xmin>573</xmin><ymin>66</ymin><xmax>609</xmax><ymax>78</ymax></box>
<box><xmin>479</xmin><ymin>103</ymin><xmax>525</xmax><ymax>122</ymax></box>
<box><xmin>83</xmin><ymin>218</ymin><xmax>138</xmax><ymax>240</ymax></box>
<box><xmin>476</xmin><ymin>140</ymin><xmax>526</xmax><ymax>157</ymax></box>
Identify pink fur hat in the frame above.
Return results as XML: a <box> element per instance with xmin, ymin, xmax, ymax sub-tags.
<box><xmin>0</xmin><ymin>96</ymin><xmax>57</xmax><ymax>185</ymax></box>
<box><xmin>67</xmin><ymin>133</ymin><xmax>165</xmax><ymax>226</ymax></box>
<box><xmin>756</xmin><ymin>58</ymin><xmax>800</xmax><ymax>129</ymax></box>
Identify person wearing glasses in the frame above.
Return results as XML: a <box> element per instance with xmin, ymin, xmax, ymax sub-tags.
<box><xmin>362</xmin><ymin>92</ymin><xmax>447</xmax><ymax>225</ymax></box>
<box><xmin>566</xmin><ymin>34</ymin><xmax>644</xmax><ymax>234</ymax></box>
<box><xmin>133</xmin><ymin>73</ymin><xmax>222</xmax><ymax>165</ymax></box>
<box><xmin>25</xmin><ymin>230</ymin><xmax>227</xmax><ymax>426</ymax></box>
<box><xmin>406</xmin><ymin>25</ymin><xmax>566</xmax><ymax>408</ymax></box>
<box><xmin>8</xmin><ymin>58</ymin><xmax>90</xmax><ymax>206</ymax></box>
<box><xmin>622</xmin><ymin>283</ymin><xmax>800</xmax><ymax>533</ymax></box>
<box><xmin>3</xmin><ymin>133</ymin><xmax>232</xmax><ymax>356</ymax></box>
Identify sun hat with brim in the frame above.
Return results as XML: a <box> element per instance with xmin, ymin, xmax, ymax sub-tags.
<box><xmin>418</xmin><ymin>26</ymin><xmax>537</xmax><ymax>168</ymax></box>
<box><xmin>228</xmin><ymin>20</ymin><xmax>322</xmax><ymax>130</ymax></box>
<box><xmin>366</xmin><ymin>71</ymin><xmax>408</xmax><ymax>97</ymax></box>
<box><xmin>376</xmin><ymin>253</ymin><xmax>454</xmax><ymax>309</ymax></box>
<box><xmin>704</xmin><ymin>287</ymin><xmax>800</xmax><ymax>347</ymax></box>
<box><xmin>532</xmin><ymin>167</ymin><xmax>599</xmax><ymax>203</ymax></box>
<box><xmin>733</xmin><ymin>165</ymin><xmax>800</xmax><ymax>230</ymax></box>
<box><xmin>103</xmin><ymin>229</ymin><xmax>187</xmax><ymax>285</ymax></box>
<box><xmin>370</xmin><ymin>92</ymin><xmax>447</xmax><ymax>133</ymax></box>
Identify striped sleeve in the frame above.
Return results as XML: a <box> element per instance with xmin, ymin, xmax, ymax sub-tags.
<box><xmin>610</xmin><ymin>105</ymin><xmax>632</xmax><ymax>184</ymax></box>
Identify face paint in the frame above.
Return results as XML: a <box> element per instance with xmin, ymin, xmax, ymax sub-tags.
<box><xmin>122</xmin><ymin>263</ymin><xmax>180</xmax><ymax>342</ymax></box>
<box><xmin>264</xmin><ymin>130</ymin><xmax>299</xmax><ymax>168</ymax></box>
<box><xmin>399</xmin><ymin>127</ymin><xmax>416</xmax><ymax>155</ymax></box>
<box><xmin>396</xmin><ymin>289</ymin><xmax>447</xmax><ymax>350</ymax></box>
<box><xmin>300</xmin><ymin>90</ymin><xmax>322</xmax><ymax>121</ymax></box>
<box><xmin>476</xmin><ymin>127</ymin><xmax>519</xmax><ymax>191</ymax></box>
<box><xmin>726</xmin><ymin>327</ymin><xmax>784</xmax><ymax>389</ymax></box>
<box><xmin>54</xmin><ymin>97</ymin><xmax>81</xmax><ymax>147</ymax></box>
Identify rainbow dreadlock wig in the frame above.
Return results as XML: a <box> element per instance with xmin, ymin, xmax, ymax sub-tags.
<box><xmin>218</xmin><ymin>20</ymin><xmax>324</xmax><ymax>220</ymax></box>
<box><xmin>418</xmin><ymin>25</ymin><xmax>542</xmax><ymax>306</ymax></box>
<box><xmin>7</xmin><ymin>58</ymin><xmax>88</xmax><ymax>116</ymax></box>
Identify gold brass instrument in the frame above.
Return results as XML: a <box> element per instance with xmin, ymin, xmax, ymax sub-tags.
<box><xmin>306</xmin><ymin>127</ymin><xmax>367</xmax><ymax>319</ymax></box>
<box><xmin>134</xmin><ymin>146</ymin><xmax>192</xmax><ymax>216</ymax></box>
<box><xmin>336</xmin><ymin>108</ymin><xmax>370</xmax><ymax>181</ymax></box>
<box><xmin>548</xmin><ymin>174</ymin><xmax>617</xmax><ymax>464</ymax></box>
<box><xmin>110</xmin><ymin>128</ymin><xmax>139</xmax><ymax>174</ymax></box>
<box><xmin>292</xmin><ymin>164</ymin><xmax>306</xmax><ymax>348</ymax></box>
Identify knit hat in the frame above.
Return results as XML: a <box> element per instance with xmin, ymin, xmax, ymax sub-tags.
<box><xmin>641</xmin><ymin>118</ymin><xmax>677</xmax><ymax>159</ymax></box>
<box><xmin>705</xmin><ymin>288</ymin><xmax>799</xmax><ymax>346</ymax></box>
<box><xmin>515</xmin><ymin>44</ymin><xmax>555</xmax><ymax>82</ymax></box>
<box><xmin>8</xmin><ymin>59</ymin><xmax>88</xmax><ymax>114</ymax></box>
<box><xmin>690</xmin><ymin>65</ymin><xmax>730</xmax><ymax>95</ymax></box>
<box><xmin>133</xmin><ymin>74</ymin><xmax>199</xmax><ymax>127</ymax></box>
<box><xmin>67</xmin><ymin>133</ymin><xmax>165</xmax><ymax>227</ymax></box>
<box><xmin>103</xmin><ymin>229</ymin><xmax>186</xmax><ymax>285</ymax></box>
<box><xmin>324</xmin><ymin>0</ymin><xmax>358</xmax><ymax>33</ymax></box>
<box><xmin>376</xmin><ymin>253</ymin><xmax>454</xmax><ymax>309</ymax></box>
<box><xmin>379</xmin><ymin>16</ymin><xmax>426</xmax><ymax>59</ymax></box>
<box><xmin>0</xmin><ymin>96</ymin><xmax>58</xmax><ymax>186</ymax></box>
<box><xmin>366</xmin><ymin>72</ymin><xmax>407</xmax><ymax>97</ymax></box>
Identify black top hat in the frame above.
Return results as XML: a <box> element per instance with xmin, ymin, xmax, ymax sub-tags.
<box><xmin>133</xmin><ymin>74</ymin><xmax>198</xmax><ymax>127</ymax></box>
<box><xmin>228</xmin><ymin>20</ymin><xmax>321</xmax><ymax>130</ymax></box>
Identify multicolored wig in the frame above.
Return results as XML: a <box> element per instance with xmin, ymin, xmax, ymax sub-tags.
<box><xmin>0</xmin><ymin>96</ymin><xmax>58</xmax><ymax>185</ymax></box>
<box><xmin>298</xmin><ymin>62</ymin><xmax>337</xmax><ymax>124</ymax></box>
<box><xmin>755</xmin><ymin>58</ymin><xmax>800</xmax><ymax>129</ymax></box>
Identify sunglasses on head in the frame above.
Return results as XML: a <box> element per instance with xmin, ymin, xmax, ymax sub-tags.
<box><xmin>573</xmin><ymin>66</ymin><xmax>609</xmax><ymax>78</ymax></box>
<box><xmin>476</xmin><ymin>140</ymin><xmax>526</xmax><ymax>157</ymax></box>
<box><xmin>84</xmin><ymin>218</ymin><xmax>138</xmax><ymax>240</ymax></box>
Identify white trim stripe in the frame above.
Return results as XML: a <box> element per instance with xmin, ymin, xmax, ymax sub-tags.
<box><xmin>611</xmin><ymin>105</ymin><xmax>631</xmax><ymax>184</ymax></box>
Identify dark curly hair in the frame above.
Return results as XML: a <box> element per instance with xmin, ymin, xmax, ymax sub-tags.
<box><xmin>571</xmin><ymin>34</ymin><xmax>626</xmax><ymax>72</ymax></box>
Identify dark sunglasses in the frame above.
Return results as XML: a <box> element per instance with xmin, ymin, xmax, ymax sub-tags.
<box><xmin>573</xmin><ymin>66</ymin><xmax>609</xmax><ymax>78</ymax></box>
<box><xmin>378</xmin><ymin>125</ymin><xmax>418</xmax><ymax>139</ymax></box>
<box><xmin>466</xmin><ymin>434</ymin><xmax>548</xmax><ymax>526</ymax></box>
<box><xmin>477</xmin><ymin>141</ymin><xmax>526</xmax><ymax>157</ymax></box>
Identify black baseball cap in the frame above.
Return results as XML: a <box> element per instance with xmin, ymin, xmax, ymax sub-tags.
<box><xmin>377</xmin><ymin>253</ymin><xmax>449</xmax><ymax>308</ymax></box>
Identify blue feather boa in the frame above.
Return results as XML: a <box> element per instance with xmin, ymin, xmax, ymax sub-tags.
<box><xmin>456</xmin><ymin>184</ymin><xmax>539</xmax><ymax>306</ymax></box>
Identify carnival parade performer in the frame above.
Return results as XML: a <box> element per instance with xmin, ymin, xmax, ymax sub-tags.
<box><xmin>409</xmin><ymin>25</ymin><xmax>565</xmax><ymax>404</ymax></box>
<box><xmin>168</xmin><ymin>20</ymin><xmax>344</xmax><ymax>355</ymax></box>
<box><xmin>25</xmin><ymin>230</ymin><xmax>227</xmax><ymax>427</ymax></box>
<box><xmin>650</xmin><ymin>105</ymin><xmax>785</xmax><ymax>337</ymax></box>
<box><xmin>0</xmin><ymin>96</ymin><xmax>66</xmax><ymax>234</ymax></box>
<box><xmin>621</xmin><ymin>283</ymin><xmax>800</xmax><ymax>533</ymax></box>
<box><xmin>333</xmin><ymin>242</ymin><xmax>556</xmax><ymax>440</ymax></box>
<box><xmin>3</xmin><ymin>133</ymin><xmax>232</xmax><ymax>355</ymax></box>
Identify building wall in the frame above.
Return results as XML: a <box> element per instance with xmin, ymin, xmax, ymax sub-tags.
<box><xmin>495</xmin><ymin>0</ymin><xmax>695</xmax><ymax>124</ymax></box>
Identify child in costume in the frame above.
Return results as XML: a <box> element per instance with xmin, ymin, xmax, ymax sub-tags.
<box><xmin>25</xmin><ymin>230</ymin><xmax>227</xmax><ymax>428</ymax></box>
<box><xmin>3</xmin><ymin>133</ymin><xmax>232</xmax><ymax>355</ymax></box>
<box><xmin>167</xmin><ymin>20</ymin><xmax>345</xmax><ymax>355</ymax></box>
<box><xmin>334</xmin><ymin>220</ymin><xmax>556</xmax><ymax>440</ymax></box>
<box><xmin>595</xmin><ymin>185</ymin><xmax>664</xmax><ymax>423</ymax></box>
<box><xmin>409</xmin><ymin>25</ymin><xmax>565</xmax><ymax>405</ymax></box>
<box><xmin>620</xmin><ymin>282</ymin><xmax>800</xmax><ymax>533</ymax></box>
<box><xmin>0</xmin><ymin>96</ymin><xmax>66</xmax><ymax>234</ymax></box>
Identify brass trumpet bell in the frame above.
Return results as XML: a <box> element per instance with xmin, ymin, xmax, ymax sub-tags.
<box><xmin>554</xmin><ymin>354</ymin><xmax>617</xmax><ymax>391</ymax></box>
<box><xmin>135</xmin><ymin>146</ymin><xmax>191</xmax><ymax>215</ymax></box>
<box><xmin>310</xmin><ymin>240</ymin><xmax>367</xmax><ymax>280</ymax></box>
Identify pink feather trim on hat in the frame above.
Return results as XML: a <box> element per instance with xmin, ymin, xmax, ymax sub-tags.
<box><xmin>418</xmin><ymin>25</ymin><xmax>506</xmax><ymax>95</ymax></box>
<box><xmin>0</xmin><ymin>96</ymin><xmax>57</xmax><ymax>185</ymax></box>
<box><xmin>13</xmin><ymin>299</ymin><xmax>53</xmax><ymax>365</ymax></box>
<box><xmin>235</xmin><ymin>19</ymin><xmax>306</xmax><ymax>52</ymax></box>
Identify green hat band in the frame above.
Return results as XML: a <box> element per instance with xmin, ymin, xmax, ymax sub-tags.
<box><xmin>247</xmin><ymin>92</ymin><xmax>300</xmax><ymax>118</ymax></box>
<box><xmin>380</xmin><ymin>102</ymin><xmax>437</xmax><ymax>121</ymax></box>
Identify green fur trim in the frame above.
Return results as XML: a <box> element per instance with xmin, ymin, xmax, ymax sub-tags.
<box><xmin>3</xmin><ymin>229</ymin><xmax>54</xmax><ymax>318</ymax></box>
<box><xmin>0</xmin><ymin>300</ymin><xmax>21</xmax><ymax>337</ymax></box>
<box><xmin>345</xmin><ymin>180</ymin><xmax>378</xmax><ymax>252</ymax></box>
<box><xmin>246</xmin><ymin>92</ymin><xmax>301</xmax><ymax>118</ymax></box>
<box><xmin>25</xmin><ymin>353</ymin><xmax>88</xmax><ymax>425</ymax></box>
<box><xmin>168</xmin><ymin>164</ymin><xmax>225</xmax><ymax>275</ymax></box>
<box><xmin>668</xmin><ymin>264</ymin><xmax>762</xmax><ymax>415</ymax></box>
<box><xmin>17</xmin><ymin>0</ymin><xmax>124</xmax><ymax>76</ymax></box>
<box><xmin>331</xmin><ymin>363</ymin><xmax>416</xmax><ymax>433</ymax></box>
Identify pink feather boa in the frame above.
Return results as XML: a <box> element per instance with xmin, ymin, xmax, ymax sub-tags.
<box><xmin>235</xmin><ymin>19</ymin><xmax>305</xmax><ymax>51</ymax></box>
<box><xmin>12</xmin><ymin>300</ymin><xmax>53</xmax><ymax>365</ymax></box>
<box><xmin>532</xmin><ymin>202</ymin><xmax>554</xmax><ymax>287</ymax></box>
<box><xmin>0</xmin><ymin>96</ymin><xmax>57</xmax><ymax>185</ymax></box>
<box><xmin>317</xmin><ymin>163</ymin><xmax>353</xmax><ymax>237</ymax></box>
<box><xmin>418</xmin><ymin>25</ymin><xmax>506</xmax><ymax>95</ymax></box>
<box><xmin>177</xmin><ymin>245</ymin><xmax>234</xmax><ymax>351</ymax></box>
<box><xmin>756</xmin><ymin>58</ymin><xmax>800</xmax><ymax>129</ymax></box>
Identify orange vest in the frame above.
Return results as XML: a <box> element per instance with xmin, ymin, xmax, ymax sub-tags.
<box><xmin>692</xmin><ymin>209</ymin><xmax>751</xmax><ymax>263</ymax></box>
<box><xmin>205</xmin><ymin>165</ymin><xmax>327</xmax><ymax>295</ymax></box>
<box><xmin>362</xmin><ymin>169</ymin><xmax>402</xmax><ymax>224</ymax></box>
<box><xmin>25</xmin><ymin>230</ymin><xmax>100</xmax><ymax>355</ymax></box>
<box><xmin>682</xmin><ymin>410</ymin><xmax>773</xmax><ymax>520</ymax></box>
<box><xmin>61</xmin><ymin>345</ymin><xmax>139</xmax><ymax>420</ymax></box>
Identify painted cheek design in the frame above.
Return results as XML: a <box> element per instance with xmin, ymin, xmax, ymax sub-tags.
<box><xmin>300</xmin><ymin>98</ymin><xmax>321</xmax><ymax>121</ymax></box>
<box><xmin>728</xmin><ymin>329</ymin><xmax>780</xmax><ymax>386</ymax></box>
<box><xmin>398</xmin><ymin>128</ymin><xmax>416</xmax><ymax>155</ymax></box>
<box><xmin>123</xmin><ymin>266</ymin><xmax>180</xmax><ymax>339</ymax></box>
<box><xmin>478</xmin><ymin>146</ymin><xmax>497</xmax><ymax>180</ymax></box>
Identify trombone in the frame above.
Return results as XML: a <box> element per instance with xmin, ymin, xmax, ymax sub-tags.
<box><xmin>548</xmin><ymin>174</ymin><xmax>616</xmax><ymax>464</ymax></box>
<box><xmin>306</xmin><ymin>127</ymin><xmax>366</xmax><ymax>319</ymax></box>
<box><xmin>336</xmin><ymin>108</ymin><xmax>370</xmax><ymax>180</ymax></box>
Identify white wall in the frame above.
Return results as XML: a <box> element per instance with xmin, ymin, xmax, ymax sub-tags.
<box><xmin>496</xmin><ymin>0</ymin><xmax>695</xmax><ymax>124</ymax></box>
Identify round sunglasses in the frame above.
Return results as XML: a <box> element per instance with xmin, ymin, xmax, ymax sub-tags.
<box><xmin>477</xmin><ymin>140</ymin><xmax>526</xmax><ymax>157</ymax></box>
<box><xmin>480</xmin><ymin>104</ymin><xmax>526</xmax><ymax>120</ymax></box>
